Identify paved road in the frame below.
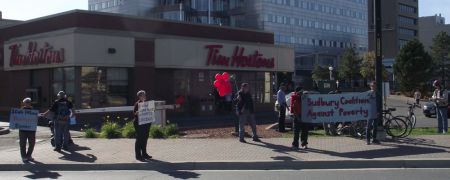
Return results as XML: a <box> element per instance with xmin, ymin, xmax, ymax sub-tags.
<box><xmin>1</xmin><ymin>169</ymin><xmax>449</xmax><ymax>180</ymax></box>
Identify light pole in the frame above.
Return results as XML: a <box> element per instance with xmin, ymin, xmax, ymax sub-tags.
<box><xmin>328</xmin><ymin>66</ymin><xmax>334</xmax><ymax>81</ymax></box>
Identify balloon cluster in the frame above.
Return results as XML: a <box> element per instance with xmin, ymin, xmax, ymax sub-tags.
<box><xmin>213</xmin><ymin>72</ymin><xmax>232</xmax><ymax>97</ymax></box>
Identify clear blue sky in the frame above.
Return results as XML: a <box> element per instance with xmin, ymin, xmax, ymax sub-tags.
<box><xmin>0</xmin><ymin>0</ymin><xmax>449</xmax><ymax>21</ymax></box>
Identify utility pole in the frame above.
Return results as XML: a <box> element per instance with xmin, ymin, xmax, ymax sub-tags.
<box><xmin>374</xmin><ymin>0</ymin><xmax>385</xmax><ymax>136</ymax></box>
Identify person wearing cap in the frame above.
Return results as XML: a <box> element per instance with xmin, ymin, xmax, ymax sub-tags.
<box><xmin>277</xmin><ymin>83</ymin><xmax>287</xmax><ymax>132</ymax></box>
<box><xmin>366</xmin><ymin>82</ymin><xmax>380</xmax><ymax>145</ymax></box>
<box><xmin>290</xmin><ymin>87</ymin><xmax>309</xmax><ymax>149</ymax></box>
<box><xmin>133</xmin><ymin>90</ymin><xmax>152</xmax><ymax>161</ymax></box>
<box><xmin>19</xmin><ymin>97</ymin><xmax>37</xmax><ymax>162</ymax></box>
<box><xmin>41</xmin><ymin>91</ymin><xmax>73</xmax><ymax>152</ymax></box>
<box><xmin>235</xmin><ymin>83</ymin><xmax>261</xmax><ymax>143</ymax></box>
<box><xmin>431</xmin><ymin>80</ymin><xmax>448</xmax><ymax>134</ymax></box>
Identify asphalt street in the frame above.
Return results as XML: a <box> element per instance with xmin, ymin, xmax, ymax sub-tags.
<box><xmin>1</xmin><ymin>169</ymin><xmax>449</xmax><ymax>180</ymax></box>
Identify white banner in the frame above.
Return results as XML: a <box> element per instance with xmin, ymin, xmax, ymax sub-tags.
<box><xmin>301</xmin><ymin>92</ymin><xmax>376</xmax><ymax>123</ymax></box>
<box><xmin>138</xmin><ymin>101</ymin><xmax>156</xmax><ymax>125</ymax></box>
<box><xmin>9</xmin><ymin>108</ymin><xmax>39</xmax><ymax>131</ymax></box>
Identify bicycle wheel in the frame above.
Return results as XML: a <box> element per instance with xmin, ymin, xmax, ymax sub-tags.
<box><xmin>395</xmin><ymin>115</ymin><xmax>412</xmax><ymax>137</ymax></box>
<box><xmin>385</xmin><ymin>117</ymin><xmax>408</xmax><ymax>138</ymax></box>
<box><xmin>350</xmin><ymin>120</ymin><xmax>366</xmax><ymax>139</ymax></box>
<box><xmin>411</xmin><ymin>114</ymin><xmax>417</xmax><ymax>128</ymax></box>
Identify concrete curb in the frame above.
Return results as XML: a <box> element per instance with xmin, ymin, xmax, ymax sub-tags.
<box><xmin>0</xmin><ymin>127</ymin><xmax>10</xmax><ymax>135</ymax></box>
<box><xmin>1</xmin><ymin>159</ymin><xmax>450</xmax><ymax>171</ymax></box>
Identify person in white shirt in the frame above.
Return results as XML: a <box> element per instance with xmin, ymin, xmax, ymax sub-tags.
<box><xmin>414</xmin><ymin>89</ymin><xmax>421</xmax><ymax>105</ymax></box>
<box><xmin>277</xmin><ymin>83</ymin><xmax>287</xmax><ymax>132</ymax></box>
<box><xmin>431</xmin><ymin>80</ymin><xmax>448</xmax><ymax>134</ymax></box>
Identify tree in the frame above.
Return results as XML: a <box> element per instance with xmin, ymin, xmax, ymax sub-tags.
<box><xmin>430</xmin><ymin>31</ymin><xmax>450</xmax><ymax>87</ymax></box>
<box><xmin>394</xmin><ymin>39</ymin><xmax>433</xmax><ymax>93</ymax></box>
<box><xmin>360</xmin><ymin>51</ymin><xmax>389</xmax><ymax>81</ymax></box>
<box><xmin>338</xmin><ymin>48</ymin><xmax>361</xmax><ymax>87</ymax></box>
<box><xmin>311</xmin><ymin>65</ymin><xmax>329</xmax><ymax>82</ymax></box>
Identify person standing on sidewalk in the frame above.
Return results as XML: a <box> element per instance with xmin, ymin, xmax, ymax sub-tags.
<box><xmin>235</xmin><ymin>83</ymin><xmax>261</xmax><ymax>143</ymax></box>
<box><xmin>431</xmin><ymin>80</ymin><xmax>448</xmax><ymax>134</ymax></box>
<box><xmin>290</xmin><ymin>87</ymin><xmax>309</xmax><ymax>149</ymax></box>
<box><xmin>366</xmin><ymin>82</ymin><xmax>380</xmax><ymax>145</ymax></box>
<box><xmin>133</xmin><ymin>90</ymin><xmax>152</xmax><ymax>161</ymax></box>
<box><xmin>414</xmin><ymin>89</ymin><xmax>421</xmax><ymax>105</ymax></box>
<box><xmin>19</xmin><ymin>97</ymin><xmax>37</xmax><ymax>162</ymax></box>
<box><xmin>277</xmin><ymin>83</ymin><xmax>287</xmax><ymax>132</ymax></box>
<box><xmin>41</xmin><ymin>91</ymin><xmax>73</xmax><ymax>152</ymax></box>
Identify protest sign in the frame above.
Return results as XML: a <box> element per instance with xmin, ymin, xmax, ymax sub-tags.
<box><xmin>301</xmin><ymin>92</ymin><xmax>376</xmax><ymax>123</ymax></box>
<box><xmin>9</xmin><ymin>108</ymin><xmax>39</xmax><ymax>131</ymax></box>
<box><xmin>138</xmin><ymin>101</ymin><xmax>156</xmax><ymax>125</ymax></box>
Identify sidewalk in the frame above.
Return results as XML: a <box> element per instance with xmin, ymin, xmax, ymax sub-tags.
<box><xmin>1</xmin><ymin>135</ymin><xmax>450</xmax><ymax>171</ymax></box>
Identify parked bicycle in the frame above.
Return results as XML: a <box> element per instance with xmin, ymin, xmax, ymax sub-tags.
<box><xmin>395</xmin><ymin>102</ymin><xmax>420</xmax><ymax>137</ymax></box>
<box><xmin>350</xmin><ymin>107</ymin><xmax>408</xmax><ymax>139</ymax></box>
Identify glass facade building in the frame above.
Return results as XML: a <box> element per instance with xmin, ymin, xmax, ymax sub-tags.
<box><xmin>89</xmin><ymin>0</ymin><xmax>368</xmax><ymax>86</ymax></box>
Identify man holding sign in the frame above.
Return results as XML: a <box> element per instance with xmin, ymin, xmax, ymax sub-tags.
<box><xmin>133</xmin><ymin>90</ymin><xmax>153</xmax><ymax>161</ymax></box>
<box><xmin>9</xmin><ymin>98</ymin><xmax>38</xmax><ymax>162</ymax></box>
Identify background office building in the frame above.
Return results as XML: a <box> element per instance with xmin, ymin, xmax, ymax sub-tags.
<box><xmin>368</xmin><ymin>0</ymin><xmax>418</xmax><ymax>60</ymax></box>
<box><xmin>89</xmin><ymin>0</ymin><xmax>369</xmax><ymax>87</ymax></box>
<box><xmin>419</xmin><ymin>14</ymin><xmax>450</xmax><ymax>52</ymax></box>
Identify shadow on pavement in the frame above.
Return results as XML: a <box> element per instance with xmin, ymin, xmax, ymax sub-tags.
<box><xmin>148</xmin><ymin>159</ymin><xmax>200</xmax><ymax>179</ymax></box>
<box><xmin>58</xmin><ymin>145</ymin><xmax>97</xmax><ymax>163</ymax></box>
<box><xmin>23</xmin><ymin>160</ymin><xmax>62</xmax><ymax>179</ymax></box>
<box><xmin>385</xmin><ymin>137</ymin><xmax>450</xmax><ymax>149</ymax></box>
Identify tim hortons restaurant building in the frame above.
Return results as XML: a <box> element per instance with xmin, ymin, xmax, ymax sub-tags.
<box><xmin>0</xmin><ymin>10</ymin><xmax>294</xmax><ymax>118</ymax></box>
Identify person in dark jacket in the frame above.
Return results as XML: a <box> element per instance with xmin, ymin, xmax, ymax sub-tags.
<box><xmin>41</xmin><ymin>91</ymin><xmax>73</xmax><ymax>152</ymax></box>
<box><xmin>19</xmin><ymin>98</ymin><xmax>37</xmax><ymax>162</ymax></box>
<box><xmin>235</xmin><ymin>83</ymin><xmax>261</xmax><ymax>143</ymax></box>
<box><xmin>133</xmin><ymin>90</ymin><xmax>152</xmax><ymax>161</ymax></box>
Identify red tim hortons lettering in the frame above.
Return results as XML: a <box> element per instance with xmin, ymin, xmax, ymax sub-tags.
<box><xmin>9</xmin><ymin>41</ymin><xmax>65</xmax><ymax>67</ymax></box>
<box><xmin>205</xmin><ymin>45</ymin><xmax>275</xmax><ymax>69</ymax></box>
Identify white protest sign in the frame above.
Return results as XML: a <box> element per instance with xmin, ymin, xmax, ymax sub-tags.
<box><xmin>138</xmin><ymin>101</ymin><xmax>156</xmax><ymax>125</ymax></box>
<box><xmin>9</xmin><ymin>108</ymin><xmax>39</xmax><ymax>131</ymax></box>
<box><xmin>301</xmin><ymin>92</ymin><xmax>376</xmax><ymax>123</ymax></box>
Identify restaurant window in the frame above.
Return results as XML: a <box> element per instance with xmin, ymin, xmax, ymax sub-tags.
<box><xmin>81</xmin><ymin>67</ymin><xmax>128</xmax><ymax>108</ymax></box>
<box><xmin>52</xmin><ymin>67</ymin><xmax>75</xmax><ymax>102</ymax></box>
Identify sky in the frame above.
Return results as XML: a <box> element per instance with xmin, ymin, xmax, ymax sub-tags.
<box><xmin>0</xmin><ymin>0</ymin><xmax>449</xmax><ymax>21</ymax></box>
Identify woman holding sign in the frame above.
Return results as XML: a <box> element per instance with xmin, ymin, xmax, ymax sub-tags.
<box><xmin>133</xmin><ymin>90</ymin><xmax>152</xmax><ymax>161</ymax></box>
<box><xmin>19</xmin><ymin>97</ymin><xmax>37</xmax><ymax>162</ymax></box>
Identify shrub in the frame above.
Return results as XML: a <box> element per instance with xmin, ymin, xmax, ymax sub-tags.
<box><xmin>122</xmin><ymin>122</ymin><xmax>136</xmax><ymax>138</ymax></box>
<box><xmin>100</xmin><ymin>122</ymin><xmax>122</xmax><ymax>139</ymax></box>
<box><xmin>149</xmin><ymin>125</ymin><xmax>165</xmax><ymax>139</ymax></box>
<box><xmin>83</xmin><ymin>128</ymin><xmax>98</xmax><ymax>138</ymax></box>
<box><xmin>163</xmin><ymin>124</ymin><xmax>179</xmax><ymax>137</ymax></box>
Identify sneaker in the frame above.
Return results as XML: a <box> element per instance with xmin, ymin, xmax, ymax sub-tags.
<box><xmin>252</xmin><ymin>138</ymin><xmax>262</xmax><ymax>142</ymax></box>
<box><xmin>366</xmin><ymin>141</ymin><xmax>371</xmax><ymax>145</ymax></box>
<box><xmin>53</xmin><ymin>148</ymin><xmax>61</xmax><ymax>152</ymax></box>
<box><xmin>62</xmin><ymin>146</ymin><xmax>69</xmax><ymax>151</ymax></box>
<box><xmin>301</xmin><ymin>144</ymin><xmax>308</xmax><ymax>149</ymax></box>
<box><xmin>22</xmin><ymin>157</ymin><xmax>28</xmax><ymax>163</ymax></box>
<box><xmin>239</xmin><ymin>139</ymin><xmax>247</xmax><ymax>143</ymax></box>
<box><xmin>27</xmin><ymin>157</ymin><xmax>34</xmax><ymax>162</ymax></box>
<box><xmin>143</xmin><ymin>154</ymin><xmax>152</xmax><ymax>160</ymax></box>
<box><xmin>136</xmin><ymin>156</ymin><xmax>145</xmax><ymax>162</ymax></box>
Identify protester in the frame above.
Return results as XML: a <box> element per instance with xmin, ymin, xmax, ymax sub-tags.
<box><xmin>290</xmin><ymin>87</ymin><xmax>309</xmax><ymax>149</ymax></box>
<box><xmin>235</xmin><ymin>83</ymin><xmax>261</xmax><ymax>143</ymax></box>
<box><xmin>366</xmin><ymin>82</ymin><xmax>380</xmax><ymax>145</ymax></box>
<box><xmin>41</xmin><ymin>91</ymin><xmax>73</xmax><ymax>152</ymax></box>
<box><xmin>414</xmin><ymin>89</ymin><xmax>421</xmax><ymax>105</ymax></box>
<box><xmin>277</xmin><ymin>83</ymin><xmax>287</xmax><ymax>132</ymax></box>
<box><xmin>19</xmin><ymin>97</ymin><xmax>37</xmax><ymax>162</ymax></box>
<box><xmin>431</xmin><ymin>80</ymin><xmax>448</xmax><ymax>134</ymax></box>
<box><xmin>133</xmin><ymin>90</ymin><xmax>152</xmax><ymax>161</ymax></box>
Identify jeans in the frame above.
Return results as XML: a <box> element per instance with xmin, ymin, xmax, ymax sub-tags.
<box><xmin>54</xmin><ymin>121</ymin><xmax>69</xmax><ymax>149</ymax></box>
<box><xmin>19</xmin><ymin>130</ymin><xmax>36</xmax><ymax>158</ymax></box>
<box><xmin>278</xmin><ymin>105</ymin><xmax>286</xmax><ymax>131</ymax></box>
<box><xmin>366</xmin><ymin>118</ymin><xmax>378</xmax><ymax>143</ymax></box>
<box><xmin>238</xmin><ymin>111</ymin><xmax>258</xmax><ymax>140</ymax></box>
<box><xmin>292</xmin><ymin>116</ymin><xmax>309</xmax><ymax>147</ymax></box>
<box><xmin>134</xmin><ymin>121</ymin><xmax>151</xmax><ymax>158</ymax></box>
<box><xmin>437</xmin><ymin>107</ymin><xmax>448</xmax><ymax>133</ymax></box>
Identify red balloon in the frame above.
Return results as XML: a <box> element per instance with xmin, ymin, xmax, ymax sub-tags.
<box><xmin>215</xmin><ymin>73</ymin><xmax>222</xmax><ymax>80</ymax></box>
<box><xmin>213</xmin><ymin>80</ymin><xmax>220</xmax><ymax>88</ymax></box>
<box><xmin>222</xmin><ymin>72</ymin><xmax>229</xmax><ymax>81</ymax></box>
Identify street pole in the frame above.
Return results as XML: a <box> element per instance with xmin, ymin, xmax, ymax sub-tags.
<box><xmin>374</xmin><ymin>0</ymin><xmax>385</xmax><ymax>137</ymax></box>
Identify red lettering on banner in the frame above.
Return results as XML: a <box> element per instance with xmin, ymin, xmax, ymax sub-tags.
<box><xmin>9</xmin><ymin>41</ymin><xmax>65</xmax><ymax>67</ymax></box>
<box><xmin>205</xmin><ymin>45</ymin><xmax>275</xmax><ymax>69</ymax></box>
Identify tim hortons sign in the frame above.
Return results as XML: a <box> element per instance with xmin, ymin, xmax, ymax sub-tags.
<box><xmin>205</xmin><ymin>45</ymin><xmax>275</xmax><ymax>68</ymax></box>
<box><xmin>8</xmin><ymin>41</ymin><xmax>65</xmax><ymax>67</ymax></box>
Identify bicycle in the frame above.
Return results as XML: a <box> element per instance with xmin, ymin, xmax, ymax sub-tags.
<box><xmin>395</xmin><ymin>102</ymin><xmax>419</xmax><ymax>137</ymax></box>
<box><xmin>350</xmin><ymin>107</ymin><xmax>408</xmax><ymax>139</ymax></box>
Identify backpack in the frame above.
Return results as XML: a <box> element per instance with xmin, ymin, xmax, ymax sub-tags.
<box><xmin>55</xmin><ymin>101</ymin><xmax>71</xmax><ymax>123</ymax></box>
